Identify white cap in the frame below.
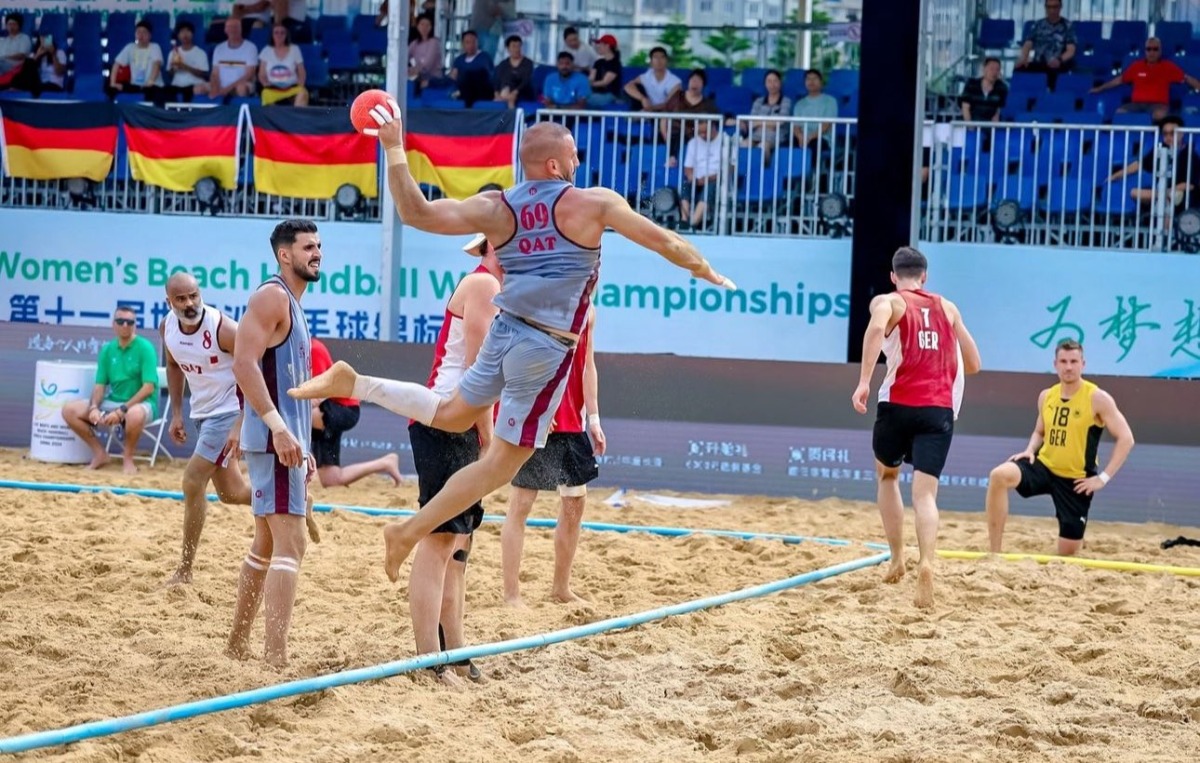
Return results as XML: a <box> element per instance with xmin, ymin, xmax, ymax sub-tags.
<box><xmin>462</xmin><ymin>233</ymin><xmax>487</xmax><ymax>256</ymax></box>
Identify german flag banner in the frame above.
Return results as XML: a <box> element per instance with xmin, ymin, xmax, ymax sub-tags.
<box><xmin>0</xmin><ymin>101</ymin><xmax>117</xmax><ymax>182</ymax></box>
<box><xmin>405</xmin><ymin>109</ymin><xmax>517</xmax><ymax>200</ymax></box>
<box><xmin>249</xmin><ymin>107</ymin><xmax>377</xmax><ymax>199</ymax></box>
<box><xmin>121</xmin><ymin>104</ymin><xmax>242</xmax><ymax>192</ymax></box>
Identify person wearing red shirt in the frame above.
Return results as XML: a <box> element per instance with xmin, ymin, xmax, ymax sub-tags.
<box><xmin>1091</xmin><ymin>37</ymin><xmax>1200</xmax><ymax>120</ymax></box>
<box><xmin>309</xmin><ymin>337</ymin><xmax>402</xmax><ymax>489</ymax></box>
<box><xmin>852</xmin><ymin>248</ymin><xmax>981</xmax><ymax>610</ymax></box>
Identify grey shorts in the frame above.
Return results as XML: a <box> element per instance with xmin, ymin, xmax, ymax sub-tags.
<box><xmin>246</xmin><ymin>451</ymin><xmax>308</xmax><ymax>517</ymax></box>
<box><xmin>193</xmin><ymin>410</ymin><xmax>240</xmax><ymax>467</ymax></box>
<box><xmin>99</xmin><ymin>399</ymin><xmax>155</xmax><ymax>420</ymax></box>
<box><xmin>458</xmin><ymin>312</ymin><xmax>573</xmax><ymax>449</ymax></box>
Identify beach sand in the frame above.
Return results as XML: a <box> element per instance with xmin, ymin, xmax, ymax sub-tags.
<box><xmin>2</xmin><ymin>448</ymin><xmax>1199</xmax><ymax>762</ymax></box>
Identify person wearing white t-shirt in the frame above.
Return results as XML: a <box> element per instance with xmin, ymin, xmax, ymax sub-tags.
<box><xmin>258</xmin><ymin>23</ymin><xmax>308</xmax><ymax>106</ymax></box>
<box><xmin>0</xmin><ymin>13</ymin><xmax>33</xmax><ymax>90</ymax></box>
<box><xmin>623</xmin><ymin>46</ymin><xmax>681</xmax><ymax>112</ymax></box>
<box><xmin>167</xmin><ymin>21</ymin><xmax>210</xmax><ymax>102</ymax></box>
<box><xmin>559</xmin><ymin>27</ymin><xmax>595</xmax><ymax>73</ymax></box>
<box><xmin>210</xmin><ymin>17</ymin><xmax>258</xmax><ymax>101</ymax></box>
<box><xmin>33</xmin><ymin>35</ymin><xmax>67</xmax><ymax>93</ymax></box>
<box><xmin>108</xmin><ymin>20</ymin><xmax>166</xmax><ymax>104</ymax></box>
<box><xmin>680</xmin><ymin>119</ymin><xmax>727</xmax><ymax>230</ymax></box>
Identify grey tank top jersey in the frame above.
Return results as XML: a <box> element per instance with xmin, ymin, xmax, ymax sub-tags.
<box><xmin>241</xmin><ymin>275</ymin><xmax>312</xmax><ymax>454</ymax></box>
<box><xmin>492</xmin><ymin>179</ymin><xmax>601</xmax><ymax>334</ymax></box>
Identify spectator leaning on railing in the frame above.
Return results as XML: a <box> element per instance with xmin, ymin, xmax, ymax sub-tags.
<box><xmin>1091</xmin><ymin>37</ymin><xmax>1200</xmax><ymax>121</ymax></box>
<box><xmin>1015</xmin><ymin>0</ymin><xmax>1076</xmax><ymax>90</ymax></box>
<box><xmin>541</xmin><ymin>51</ymin><xmax>590</xmax><ymax>109</ymax></box>
<box><xmin>450</xmin><ymin>29</ymin><xmax>494</xmax><ymax>106</ymax></box>
<box><xmin>959</xmin><ymin>57</ymin><xmax>1007</xmax><ymax>122</ymax></box>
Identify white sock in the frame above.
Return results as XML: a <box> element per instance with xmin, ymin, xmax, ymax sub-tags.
<box><xmin>352</xmin><ymin>375</ymin><xmax>441</xmax><ymax>426</ymax></box>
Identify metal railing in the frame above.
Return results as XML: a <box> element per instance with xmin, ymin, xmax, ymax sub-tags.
<box><xmin>920</xmin><ymin>120</ymin><xmax>1200</xmax><ymax>253</ymax></box>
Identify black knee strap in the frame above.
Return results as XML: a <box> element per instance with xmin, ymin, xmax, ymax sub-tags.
<box><xmin>452</xmin><ymin>548</ymin><xmax>469</xmax><ymax>564</ymax></box>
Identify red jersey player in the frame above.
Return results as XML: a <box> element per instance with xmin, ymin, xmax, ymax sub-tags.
<box><xmin>852</xmin><ymin>247</ymin><xmax>981</xmax><ymax>609</ymax></box>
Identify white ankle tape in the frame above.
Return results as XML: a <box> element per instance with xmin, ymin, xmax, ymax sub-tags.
<box><xmin>269</xmin><ymin>556</ymin><xmax>300</xmax><ymax>574</ymax></box>
<box><xmin>352</xmin><ymin>376</ymin><xmax>440</xmax><ymax>426</ymax></box>
<box><xmin>244</xmin><ymin>554</ymin><xmax>268</xmax><ymax>571</ymax></box>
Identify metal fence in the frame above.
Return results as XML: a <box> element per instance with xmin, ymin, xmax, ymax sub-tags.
<box><xmin>919</xmin><ymin>120</ymin><xmax>1200</xmax><ymax>253</ymax></box>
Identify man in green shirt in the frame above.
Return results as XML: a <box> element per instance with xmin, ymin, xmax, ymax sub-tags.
<box><xmin>62</xmin><ymin>305</ymin><xmax>161</xmax><ymax>474</ymax></box>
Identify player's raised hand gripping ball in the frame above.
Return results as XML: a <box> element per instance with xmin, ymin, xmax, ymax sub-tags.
<box><xmin>350</xmin><ymin>89</ymin><xmax>400</xmax><ymax>137</ymax></box>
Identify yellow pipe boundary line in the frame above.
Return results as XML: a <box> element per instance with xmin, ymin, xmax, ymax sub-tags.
<box><xmin>938</xmin><ymin>549</ymin><xmax>1200</xmax><ymax>577</ymax></box>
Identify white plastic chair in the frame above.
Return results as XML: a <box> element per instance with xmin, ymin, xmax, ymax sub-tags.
<box><xmin>103</xmin><ymin>367</ymin><xmax>174</xmax><ymax>467</ymax></box>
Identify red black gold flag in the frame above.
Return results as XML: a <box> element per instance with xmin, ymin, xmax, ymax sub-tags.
<box><xmin>405</xmin><ymin>109</ymin><xmax>517</xmax><ymax>200</ymax></box>
<box><xmin>250</xmin><ymin>107</ymin><xmax>377</xmax><ymax>199</ymax></box>
<box><xmin>0</xmin><ymin>101</ymin><xmax>117</xmax><ymax>181</ymax></box>
<box><xmin>120</xmin><ymin>104</ymin><xmax>242</xmax><ymax>192</ymax></box>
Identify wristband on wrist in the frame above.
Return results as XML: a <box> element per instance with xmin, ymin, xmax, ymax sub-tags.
<box><xmin>587</xmin><ymin>413</ymin><xmax>601</xmax><ymax>427</ymax></box>
<box><xmin>262</xmin><ymin>409</ymin><xmax>287</xmax><ymax>435</ymax></box>
<box><xmin>385</xmin><ymin>145</ymin><xmax>408</xmax><ymax>166</ymax></box>
<box><xmin>1098</xmin><ymin>471</ymin><xmax>1110</xmax><ymax>485</ymax></box>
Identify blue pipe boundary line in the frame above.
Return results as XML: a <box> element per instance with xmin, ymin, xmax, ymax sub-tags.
<box><xmin>0</xmin><ymin>551</ymin><xmax>891</xmax><ymax>754</ymax></box>
<box><xmin>0</xmin><ymin>480</ymin><xmax>890</xmax><ymax>551</ymax></box>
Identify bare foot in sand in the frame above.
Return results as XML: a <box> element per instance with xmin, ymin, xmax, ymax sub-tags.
<box><xmin>383</xmin><ymin>522</ymin><xmax>418</xmax><ymax>583</ymax></box>
<box><xmin>430</xmin><ymin>667</ymin><xmax>464</xmax><ymax>689</ymax></box>
<box><xmin>264</xmin><ymin>650</ymin><xmax>289</xmax><ymax>669</ymax></box>
<box><xmin>305</xmin><ymin>495</ymin><xmax>321</xmax><ymax>544</ymax></box>
<box><xmin>552</xmin><ymin>588</ymin><xmax>587</xmax><ymax>605</ymax></box>
<box><xmin>453</xmin><ymin>661</ymin><xmax>484</xmax><ymax>683</ymax></box>
<box><xmin>882</xmin><ymin>561</ymin><xmax>906</xmax><ymax>584</ymax></box>
<box><xmin>165</xmin><ymin>566</ymin><xmax>193</xmax><ymax>586</ymax></box>
<box><xmin>288</xmin><ymin>360</ymin><xmax>358</xmax><ymax>401</ymax></box>
<box><xmin>503</xmin><ymin>594</ymin><xmax>528</xmax><ymax>609</ymax></box>
<box><xmin>224</xmin><ymin>642</ymin><xmax>253</xmax><ymax>662</ymax></box>
<box><xmin>86</xmin><ymin>452</ymin><xmax>110</xmax><ymax>470</ymax></box>
<box><xmin>914</xmin><ymin>563</ymin><xmax>934</xmax><ymax>610</ymax></box>
<box><xmin>383</xmin><ymin>453</ymin><xmax>402</xmax><ymax>486</ymax></box>
<box><xmin>122</xmin><ymin>458</ymin><xmax>138</xmax><ymax>476</ymax></box>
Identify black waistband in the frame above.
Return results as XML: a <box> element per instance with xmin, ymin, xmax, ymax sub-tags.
<box><xmin>507</xmin><ymin>313</ymin><xmax>577</xmax><ymax>348</ymax></box>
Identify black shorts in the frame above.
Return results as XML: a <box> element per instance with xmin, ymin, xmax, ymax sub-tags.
<box><xmin>511</xmin><ymin>432</ymin><xmax>599</xmax><ymax>492</ymax></box>
<box><xmin>872</xmin><ymin>402</ymin><xmax>955</xmax><ymax>478</ymax></box>
<box><xmin>408</xmin><ymin>421</ymin><xmax>483</xmax><ymax>535</ymax></box>
<box><xmin>312</xmin><ymin>401</ymin><xmax>360</xmax><ymax>468</ymax></box>
<box><xmin>1014</xmin><ymin>458</ymin><xmax>1094</xmax><ymax>541</ymax></box>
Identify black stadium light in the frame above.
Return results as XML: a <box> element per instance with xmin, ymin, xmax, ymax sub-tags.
<box><xmin>818</xmin><ymin>192</ymin><xmax>851</xmax><ymax>238</ymax></box>
<box><xmin>193</xmin><ymin>176</ymin><xmax>225</xmax><ymax>216</ymax></box>
<box><xmin>334</xmin><ymin>182</ymin><xmax>363</xmax><ymax>218</ymax></box>
<box><xmin>65</xmin><ymin>177</ymin><xmax>96</xmax><ymax>209</ymax></box>
<box><xmin>991</xmin><ymin>198</ymin><xmax>1024</xmax><ymax>244</ymax></box>
<box><xmin>1175</xmin><ymin>207</ymin><xmax>1200</xmax><ymax>254</ymax></box>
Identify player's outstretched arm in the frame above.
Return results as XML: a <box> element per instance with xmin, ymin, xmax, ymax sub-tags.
<box><xmin>369</xmin><ymin>97</ymin><xmax>499</xmax><ymax>236</ymax></box>
<box><xmin>597</xmin><ymin>188</ymin><xmax>735</xmax><ymax>289</ymax></box>
<box><xmin>851</xmin><ymin>295</ymin><xmax>895</xmax><ymax>414</ymax></box>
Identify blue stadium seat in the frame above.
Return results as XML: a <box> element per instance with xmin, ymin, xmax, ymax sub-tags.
<box><xmin>1057</xmin><ymin>112</ymin><xmax>1101</xmax><ymax>125</ymax></box>
<box><xmin>1053</xmin><ymin>74</ymin><xmax>1093</xmax><ymax>98</ymax></box>
<box><xmin>994</xmin><ymin>174</ymin><xmax>1040</xmax><ymax>211</ymax></box>
<box><xmin>1156</xmin><ymin>21</ymin><xmax>1192</xmax><ymax>57</ymax></box>
<box><xmin>142</xmin><ymin>12</ymin><xmax>170</xmax><ymax>36</ymax></box>
<box><xmin>945</xmin><ymin>172</ymin><xmax>992</xmax><ymax>211</ymax></box>
<box><xmin>419</xmin><ymin>87</ymin><xmax>455</xmax><ymax>106</ymax></box>
<box><xmin>1096</xmin><ymin>175</ymin><xmax>1148</xmax><ymax>216</ymax></box>
<box><xmin>1090</xmin><ymin>131</ymin><xmax>1148</xmax><ymax>169</ymax></box>
<box><xmin>427</xmin><ymin>99</ymin><xmax>465</xmax><ymax>109</ymax></box>
<box><xmin>109</xmin><ymin>127</ymin><xmax>129</xmax><ymax>182</ymax></box>
<box><xmin>621</xmin><ymin>65</ymin><xmax>644</xmax><ymax>87</ymax></box>
<box><xmin>825</xmin><ymin>69</ymin><xmax>859</xmax><ymax>95</ymax></box>
<box><xmin>838</xmin><ymin>92</ymin><xmax>858</xmax><ymax>118</ymax></box>
<box><xmin>73</xmin><ymin>12</ymin><xmax>103</xmax><ymax>43</ymax></box>
<box><xmin>627</xmin><ymin>142</ymin><xmax>669</xmax><ymax>175</ymax></box>
<box><xmin>305</xmin><ymin>58</ymin><xmax>330</xmax><ymax>89</ymax></box>
<box><xmin>71</xmin><ymin>46</ymin><xmax>104</xmax><ymax>75</ymax></box>
<box><xmin>298</xmin><ymin>44</ymin><xmax>323</xmax><ymax>69</ymax></box>
<box><xmin>351</xmin><ymin>14</ymin><xmax>377</xmax><ymax>40</ymax></box>
<box><xmin>532</xmin><ymin>64</ymin><xmax>555</xmax><ymax>97</ymax></box>
<box><xmin>106</xmin><ymin>11</ymin><xmax>137</xmax><ymax>52</ymax></box>
<box><xmin>249</xmin><ymin>26</ymin><xmax>270</xmax><ymax>50</ymax></box>
<box><xmin>1039</xmin><ymin>128</ymin><xmax>1087</xmax><ymax>165</ymax></box>
<box><xmin>322</xmin><ymin>27</ymin><xmax>353</xmax><ymax>50</ymax></box>
<box><xmin>472</xmin><ymin>100</ymin><xmax>509</xmax><ymax>110</ymax></box>
<box><xmin>670</xmin><ymin>67</ymin><xmax>691</xmax><ymax>85</ymax></box>
<box><xmin>357</xmin><ymin>28</ymin><xmax>387</xmax><ymax>56</ymax></box>
<box><xmin>1081</xmin><ymin>89</ymin><xmax>1127</xmax><ymax>119</ymax></box>
<box><xmin>705</xmin><ymin>67</ymin><xmax>733</xmax><ymax>91</ymax></box>
<box><xmin>1034</xmin><ymin>91</ymin><xmax>1078</xmax><ymax>114</ymax></box>
<box><xmin>315</xmin><ymin>14</ymin><xmax>349</xmax><ymax>40</ymax></box>
<box><xmin>597</xmin><ymin>161</ymin><xmax>643</xmax><ymax>200</ymax></box>
<box><xmin>737</xmin><ymin>148</ymin><xmax>780</xmax><ymax>204</ymax></box>
<box><xmin>986</xmin><ymin>129</ymin><xmax>1035</xmax><ymax>174</ymax></box>
<box><xmin>977</xmin><ymin>18</ymin><xmax>1015</xmax><ymax>49</ymax></box>
<box><xmin>36</xmin><ymin>13</ymin><xmax>68</xmax><ymax>44</ymax></box>
<box><xmin>782</xmin><ymin>68</ymin><xmax>807</xmax><ymax>99</ymax></box>
<box><xmin>1013</xmin><ymin>111</ymin><xmax>1060</xmax><ymax>124</ymax></box>
<box><xmin>772</xmin><ymin>147</ymin><xmax>810</xmax><ymax>184</ymax></box>
<box><xmin>714</xmin><ymin>85</ymin><xmax>753</xmax><ymax>116</ymax></box>
<box><xmin>326</xmin><ymin>42</ymin><xmax>359</xmax><ymax>72</ymax></box>
<box><xmin>1111</xmin><ymin>111</ymin><xmax>1155</xmax><ymax>127</ymax></box>
<box><xmin>1072</xmin><ymin>21</ymin><xmax>1104</xmax><ymax>52</ymax></box>
<box><xmin>72</xmin><ymin>73</ymin><xmax>106</xmax><ymax>100</ymax></box>
<box><xmin>1042</xmin><ymin>176</ymin><xmax>1095</xmax><ymax>214</ymax></box>
<box><xmin>175</xmin><ymin>13</ymin><xmax>205</xmax><ymax>38</ymax></box>
<box><xmin>1109</xmin><ymin>21</ymin><xmax>1148</xmax><ymax>54</ymax></box>
<box><xmin>651</xmin><ymin>163</ymin><xmax>682</xmax><ymax>192</ymax></box>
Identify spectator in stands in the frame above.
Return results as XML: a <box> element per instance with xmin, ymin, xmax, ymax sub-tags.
<box><xmin>661</xmin><ymin>68</ymin><xmax>719</xmax><ymax>159</ymax></box>
<box><xmin>210</xmin><ymin>17</ymin><xmax>259</xmax><ymax>103</ymax></box>
<box><xmin>1015</xmin><ymin>0</ymin><xmax>1076</xmax><ymax>90</ymax></box>
<box><xmin>471</xmin><ymin>0</ymin><xmax>507</xmax><ymax>59</ymax></box>
<box><xmin>61</xmin><ymin>306</ymin><xmax>160</xmax><ymax>476</ymax></box>
<box><xmin>258</xmin><ymin>23</ymin><xmax>307</xmax><ymax>106</ymax></box>
<box><xmin>166</xmin><ymin>21</ymin><xmax>210</xmax><ymax>103</ymax></box>
<box><xmin>233</xmin><ymin>0</ymin><xmax>272</xmax><ymax>37</ymax></box>
<box><xmin>744</xmin><ymin>69</ymin><xmax>793</xmax><ymax>164</ymax></box>
<box><xmin>450</xmin><ymin>29</ymin><xmax>494</xmax><ymax>106</ymax></box>
<box><xmin>107</xmin><ymin>20</ymin><xmax>166</xmax><ymax>105</ymax></box>
<box><xmin>493</xmin><ymin>34</ymin><xmax>534</xmax><ymax>108</ymax></box>
<box><xmin>624</xmin><ymin>46</ymin><xmax>682</xmax><ymax>112</ymax></box>
<box><xmin>1091</xmin><ymin>37</ymin><xmax>1200</xmax><ymax>120</ymax></box>
<box><xmin>791</xmin><ymin>69</ymin><xmax>838</xmax><ymax>151</ymax></box>
<box><xmin>680</xmin><ymin>118</ymin><xmax>727</xmax><ymax>230</ymax></box>
<box><xmin>0</xmin><ymin>13</ymin><xmax>33</xmax><ymax>92</ymax></box>
<box><xmin>542</xmin><ymin>51</ymin><xmax>590</xmax><ymax>109</ymax></box>
<box><xmin>408</xmin><ymin>15</ymin><xmax>451</xmax><ymax>93</ymax></box>
<box><xmin>959</xmin><ymin>56</ymin><xmax>1007</xmax><ymax>122</ymax></box>
<box><xmin>1108</xmin><ymin>114</ymin><xmax>1200</xmax><ymax>211</ymax></box>
<box><xmin>586</xmin><ymin>33</ymin><xmax>623</xmax><ymax>107</ymax></box>
<box><xmin>271</xmin><ymin>0</ymin><xmax>312</xmax><ymax>44</ymax></box>
<box><xmin>559</xmin><ymin>26</ymin><xmax>595</xmax><ymax>73</ymax></box>
<box><xmin>32</xmin><ymin>32</ymin><xmax>67</xmax><ymax>96</ymax></box>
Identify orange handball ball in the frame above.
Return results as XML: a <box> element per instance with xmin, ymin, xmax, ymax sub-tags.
<box><xmin>350</xmin><ymin>89</ymin><xmax>393</xmax><ymax>134</ymax></box>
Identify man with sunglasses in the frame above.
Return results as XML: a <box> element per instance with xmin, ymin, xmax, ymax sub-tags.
<box><xmin>1091</xmin><ymin>37</ymin><xmax>1200</xmax><ymax>120</ymax></box>
<box><xmin>62</xmin><ymin>305</ymin><xmax>161</xmax><ymax>475</ymax></box>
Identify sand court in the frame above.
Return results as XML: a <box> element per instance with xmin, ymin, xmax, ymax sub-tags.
<box><xmin>2</xmin><ymin>448</ymin><xmax>1200</xmax><ymax>761</ymax></box>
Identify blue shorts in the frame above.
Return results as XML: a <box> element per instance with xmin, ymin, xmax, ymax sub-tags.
<box><xmin>458</xmin><ymin>312</ymin><xmax>573</xmax><ymax>449</ymax></box>
<box><xmin>246</xmin><ymin>451</ymin><xmax>308</xmax><ymax>517</ymax></box>
<box><xmin>192</xmin><ymin>410</ymin><xmax>240</xmax><ymax>467</ymax></box>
